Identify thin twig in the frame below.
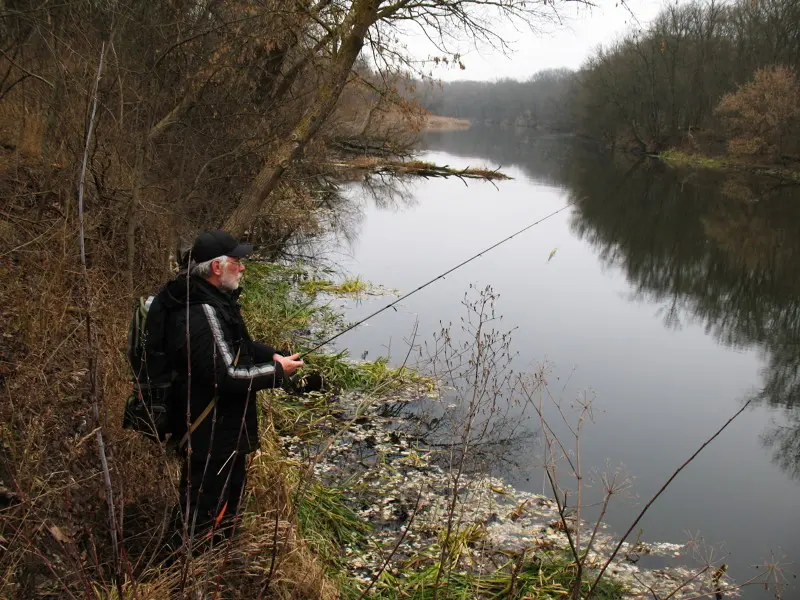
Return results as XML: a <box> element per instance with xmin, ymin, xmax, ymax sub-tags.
<box><xmin>179</xmin><ymin>252</ymin><xmax>194</xmax><ymax>596</ymax></box>
<box><xmin>660</xmin><ymin>566</ymin><xmax>711</xmax><ymax>600</ymax></box>
<box><xmin>0</xmin><ymin>46</ymin><xmax>54</xmax><ymax>89</ymax></box>
<box><xmin>356</xmin><ymin>485</ymin><xmax>424</xmax><ymax>600</ymax></box>
<box><xmin>580</xmin><ymin>477</ymin><xmax>613</xmax><ymax>563</ymax></box>
<box><xmin>208</xmin><ymin>376</ymin><xmax>258</xmax><ymax>600</ymax></box>
<box><xmin>258</xmin><ymin>468</ymin><xmax>285</xmax><ymax>599</ymax></box>
<box><xmin>586</xmin><ymin>399</ymin><xmax>753</xmax><ymax>598</ymax></box>
<box><xmin>77</xmin><ymin>38</ymin><xmax>124</xmax><ymax>597</ymax></box>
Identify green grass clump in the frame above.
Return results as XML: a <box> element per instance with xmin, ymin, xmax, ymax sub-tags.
<box><xmin>659</xmin><ymin>149</ymin><xmax>728</xmax><ymax>169</ymax></box>
<box><xmin>240</xmin><ymin>262</ymin><xmax>318</xmax><ymax>351</ymax></box>
<box><xmin>300</xmin><ymin>276</ymin><xmax>371</xmax><ymax>296</ymax></box>
<box><xmin>362</xmin><ymin>522</ymin><xmax>625</xmax><ymax>599</ymax></box>
<box><xmin>305</xmin><ymin>351</ymin><xmax>431</xmax><ymax>395</ymax></box>
<box><xmin>368</xmin><ymin>554</ymin><xmax>626</xmax><ymax>600</ymax></box>
<box><xmin>268</xmin><ymin>391</ymin><xmax>337</xmax><ymax>438</ymax></box>
<box><xmin>241</xmin><ymin>261</ymin><xmax>427</xmax><ymax>395</ymax></box>
<box><xmin>241</xmin><ymin>261</ymin><xmax>347</xmax><ymax>352</ymax></box>
<box><xmin>297</xmin><ymin>482</ymin><xmax>370</xmax><ymax>559</ymax></box>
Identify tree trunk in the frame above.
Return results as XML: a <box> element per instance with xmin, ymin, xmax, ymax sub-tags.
<box><xmin>224</xmin><ymin>0</ymin><xmax>379</xmax><ymax>237</ymax></box>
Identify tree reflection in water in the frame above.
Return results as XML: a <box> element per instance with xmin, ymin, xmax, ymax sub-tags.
<box><xmin>424</xmin><ymin>126</ymin><xmax>800</xmax><ymax>481</ymax></box>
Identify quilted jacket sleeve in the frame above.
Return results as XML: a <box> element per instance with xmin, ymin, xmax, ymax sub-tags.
<box><xmin>174</xmin><ymin>304</ymin><xmax>284</xmax><ymax>394</ymax></box>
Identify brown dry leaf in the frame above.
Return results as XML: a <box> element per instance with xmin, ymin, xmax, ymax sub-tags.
<box><xmin>509</xmin><ymin>499</ymin><xmax>529</xmax><ymax>522</ymax></box>
<box><xmin>48</xmin><ymin>525</ymin><xmax>72</xmax><ymax>544</ymax></box>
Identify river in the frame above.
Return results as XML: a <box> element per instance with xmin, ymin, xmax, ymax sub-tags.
<box><xmin>325</xmin><ymin>126</ymin><xmax>799</xmax><ymax>598</ymax></box>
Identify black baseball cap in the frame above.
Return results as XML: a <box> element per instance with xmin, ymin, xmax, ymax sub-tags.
<box><xmin>188</xmin><ymin>230</ymin><xmax>253</xmax><ymax>263</ymax></box>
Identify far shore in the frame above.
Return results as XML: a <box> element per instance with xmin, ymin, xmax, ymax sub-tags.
<box><xmin>421</xmin><ymin>114</ymin><xmax>471</xmax><ymax>131</ymax></box>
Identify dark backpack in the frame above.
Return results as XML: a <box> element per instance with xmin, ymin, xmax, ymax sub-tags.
<box><xmin>122</xmin><ymin>293</ymin><xmax>176</xmax><ymax>442</ymax></box>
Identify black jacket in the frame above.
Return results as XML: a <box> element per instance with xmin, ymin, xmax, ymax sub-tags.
<box><xmin>159</xmin><ymin>275</ymin><xmax>283</xmax><ymax>457</ymax></box>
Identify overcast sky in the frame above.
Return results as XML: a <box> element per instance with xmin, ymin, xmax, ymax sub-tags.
<box><xmin>401</xmin><ymin>0</ymin><xmax>672</xmax><ymax>82</ymax></box>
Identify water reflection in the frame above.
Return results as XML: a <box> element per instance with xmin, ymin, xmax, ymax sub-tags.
<box><xmin>424</xmin><ymin>127</ymin><xmax>800</xmax><ymax>482</ymax></box>
<box><xmin>288</xmin><ymin>170</ymin><xmax>420</xmax><ymax>267</ymax></box>
<box><xmin>359</xmin><ymin>173</ymin><xmax>418</xmax><ymax>211</ymax></box>
<box><xmin>565</xmin><ymin>153</ymin><xmax>800</xmax><ymax>483</ymax></box>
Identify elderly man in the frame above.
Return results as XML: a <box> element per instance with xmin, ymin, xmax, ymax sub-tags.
<box><xmin>160</xmin><ymin>230</ymin><xmax>303</xmax><ymax>541</ymax></box>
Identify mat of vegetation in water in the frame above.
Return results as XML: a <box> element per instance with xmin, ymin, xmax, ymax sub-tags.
<box><xmin>266</xmin><ymin>362</ymin><xmax>732</xmax><ymax>596</ymax></box>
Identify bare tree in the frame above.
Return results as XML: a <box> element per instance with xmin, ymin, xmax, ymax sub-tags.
<box><xmin>223</xmin><ymin>0</ymin><xmax>590</xmax><ymax>236</ymax></box>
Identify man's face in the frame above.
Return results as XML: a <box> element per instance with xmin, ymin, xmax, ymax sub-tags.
<box><xmin>218</xmin><ymin>257</ymin><xmax>245</xmax><ymax>291</ymax></box>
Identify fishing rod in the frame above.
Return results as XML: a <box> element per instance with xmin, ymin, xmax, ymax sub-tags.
<box><xmin>297</xmin><ymin>203</ymin><xmax>572</xmax><ymax>360</ymax></box>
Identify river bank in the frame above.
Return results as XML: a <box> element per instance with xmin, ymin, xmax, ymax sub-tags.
<box><xmin>274</xmin><ymin>383</ymin><xmax>731</xmax><ymax>599</ymax></box>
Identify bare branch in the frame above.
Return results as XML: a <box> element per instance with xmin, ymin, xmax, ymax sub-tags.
<box><xmin>0</xmin><ymin>46</ymin><xmax>53</xmax><ymax>89</ymax></box>
<box><xmin>587</xmin><ymin>399</ymin><xmax>754</xmax><ymax>598</ymax></box>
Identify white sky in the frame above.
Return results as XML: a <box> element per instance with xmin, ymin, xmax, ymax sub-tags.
<box><xmin>399</xmin><ymin>0</ymin><xmax>674</xmax><ymax>82</ymax></box>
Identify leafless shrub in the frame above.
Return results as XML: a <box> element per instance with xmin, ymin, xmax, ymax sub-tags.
<box><xmin>716</xmin><ymin>66</ymin><xmax>800</xmax><ymax>161</ymax></box>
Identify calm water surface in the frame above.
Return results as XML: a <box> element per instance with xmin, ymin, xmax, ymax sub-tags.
<box><xmin>325</xmin><ymin>127</ymin><xmax>799</xmax><ymax>597</ymax></box>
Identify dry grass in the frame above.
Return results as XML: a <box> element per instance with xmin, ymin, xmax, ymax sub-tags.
<box><xmin>85</xmin><ymin>513</ymin><xmax>338</xmax><ymax>600</ymax></box>
<box><xmin>0</xmin><ymin>96</ymin><xmax>46</xmax><ymax>160</ymax></box>
<box><xmin>0</xmin><ymin>104</ymin><xmax>343</xmax><ymax>598</ymax></box>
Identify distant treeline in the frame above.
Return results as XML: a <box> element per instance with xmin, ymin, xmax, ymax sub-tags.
<box><xmin>420</xmin><ymin>0</ymin><xmax>800</xmax><ymax>158</ymax></box>
<box><xmin>423</xmin><ymin>68</ymin><xmax>576</xmax><ymax>132</ymax></box>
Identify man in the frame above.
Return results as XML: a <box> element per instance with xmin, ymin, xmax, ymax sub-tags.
<box><xmin>159</xmin><ymin>230</ymin><xmax>303</xmax><ymax>541</ymax></box>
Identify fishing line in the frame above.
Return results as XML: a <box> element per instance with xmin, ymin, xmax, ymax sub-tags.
<box><xmin>298</xmin><ymin>202</ymin><xmax>572</xmax><ymax>359</ymax></box>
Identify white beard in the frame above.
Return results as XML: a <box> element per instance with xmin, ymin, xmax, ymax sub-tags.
<box><xmin>220</xmin><ymin>268</ymin><xmax>241</xmax><ymax>291</ymax></box>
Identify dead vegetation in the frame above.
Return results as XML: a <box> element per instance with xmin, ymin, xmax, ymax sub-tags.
<box><xmin>0</xmin><ymin>2</ymin><xmax>421</xmax><ymax>596</ymax></box>
<box><xmin>328</xmin><ymin>157</ymin><xmax>511</xmax><ymax>181</ymax></box>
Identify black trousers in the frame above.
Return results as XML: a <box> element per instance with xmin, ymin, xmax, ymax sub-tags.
<box><xmin>178</xmin><ymin>449</ymin><xmax>247</xmax><ymax>538</ymax></box>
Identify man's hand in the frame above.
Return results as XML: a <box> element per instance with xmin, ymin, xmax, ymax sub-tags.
<box><xmin>273</xmin><ymin>353</ymin><xmax>304</xmax><ymax>377</ymax></box>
